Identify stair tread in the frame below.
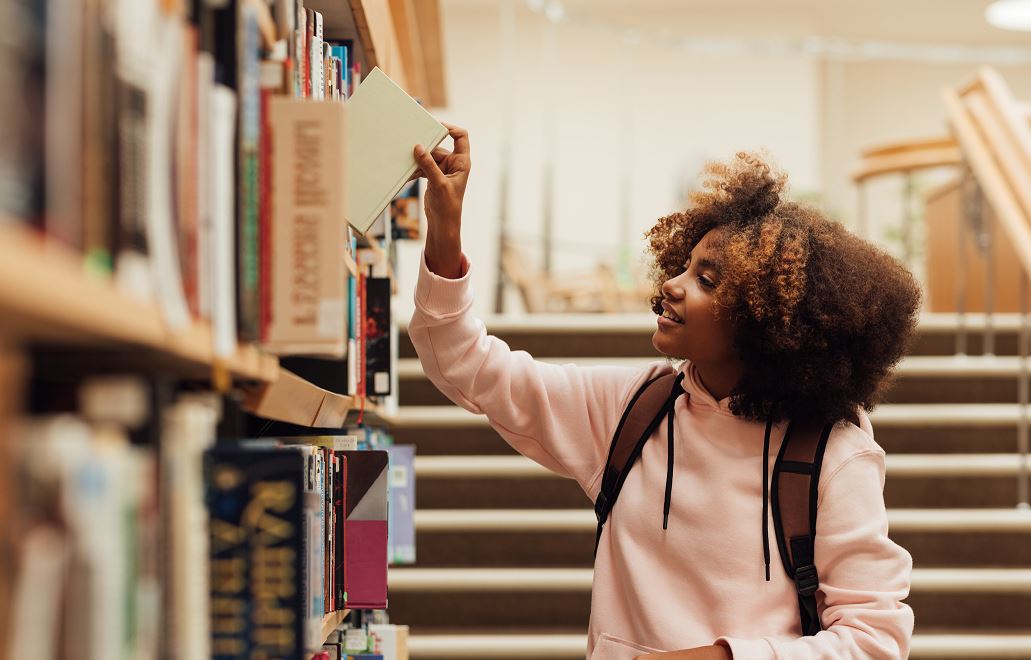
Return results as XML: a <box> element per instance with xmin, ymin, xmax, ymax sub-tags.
<box><xmin>400</xmin><ymin>354</ymin><xmax>1031</xmax><ymax>378</ymax></box>
<box><xmin>396</xmin><ymin>403</ymin><xmax>1030</xmax><ymax>427</ymax></box>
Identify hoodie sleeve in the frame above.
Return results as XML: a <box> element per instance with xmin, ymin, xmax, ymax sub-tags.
<box><xmin>715</xmin><ymin>448</ymin><xmax>914</xmax><ymax>659</ymax></box>
<box><xmin>407</xmin><ymin>252</ymin><xmax>650</xmax><ymax>494</ymax></box>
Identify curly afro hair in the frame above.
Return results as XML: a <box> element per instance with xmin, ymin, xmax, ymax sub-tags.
<box><xmin>646</xmin><ymin>152</ymin><xmax>922</xmax><ymax>426</ymax></box>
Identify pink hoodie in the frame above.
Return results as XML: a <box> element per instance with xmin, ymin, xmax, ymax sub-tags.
<box><xmin>409</xmin><ymin>255</ymin><xmax>915</xmax><ymax>659</ymax></box>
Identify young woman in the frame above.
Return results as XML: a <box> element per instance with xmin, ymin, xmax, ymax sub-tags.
<box><xmin>409</xmin><ymin>126</ymin><xmax>920</xmax><ymax>660</ymax></box>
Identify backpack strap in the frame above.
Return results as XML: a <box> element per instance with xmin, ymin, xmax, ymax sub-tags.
<box><xmin>771</xmin><ymin>418</ymin><xmax>835</xmax><ymax>637</ymax></box>
<box><xmin>594</xmin><ymin>371</ymin><xmax>681</xmax><ymax>557</ymax></box>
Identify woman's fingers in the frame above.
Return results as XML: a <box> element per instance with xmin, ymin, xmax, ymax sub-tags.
<box><xmin>414</xmin><ymin>144</ymin><xmax>447</xmax><ymax>187</ymax></box>
<box><xmin>441</xmin><ymin>122</ymin><xmax>470</xmax><ymax>156</ymax></box>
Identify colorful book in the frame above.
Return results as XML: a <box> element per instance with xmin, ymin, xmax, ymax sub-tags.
<box><xmin>386</xmin><ymin>446</ymin><xmax>415</xmax><ymax>565</ymax></box>
<box><xmin>342</xmin><ymin>450</ymin><xmax>389</xmax><ymax>609</ymax></box>
<box><xmin>265</xmin><ymin>98</ymin><xmax>348</xmax><ymax>356</ymax></box>
<box><xmin>207</xmin><ymin>447</ymin><xmax>306</xmax><ymax>660</ymax></box>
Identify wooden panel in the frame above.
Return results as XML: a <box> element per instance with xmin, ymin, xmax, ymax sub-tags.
<box><xmin>360</xmin><ymin>0</ymin><xmax>406</xmax><ymax>88</ymax></box>
<box><xmin>411</xmin><ymin>0</ymin><xmax>447</xmax><ymax>107</ymax></box>
<box><xmin>924</xmin><ymin>178</ymin><xmax>1024</xmax><ymax>313</ymax></box>
<box><xmin>388</xmin><ymin>0</ymin><xmax>428</xmax><ymax>100</ymax></box>
<box><xmin>0</xmin><ymin>343</ymin><xmax>25</xmax><ymax>660</ymax></box>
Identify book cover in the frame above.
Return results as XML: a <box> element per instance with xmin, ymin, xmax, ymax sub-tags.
<box><xmin>334</xmin><ymin>452</ymin><xmax>348</xmax><ymax>607</ymax></box>
<box><xmin>236</xmin><ymin>1</ymin><xmax>262</xmax><ymax>341</ymax></box>
<box><xmin>390</xmin><ymin>181</ymin><xmax>421</xmax><ymax>240</ymax></box>
<box><xmin>342</xmin><ymin>450</ymin><xmax>388</xmax><ymax>610</ymax></box>
<box><xmin>364</xmin><ymin>277</ymin><xmax>391</xmax><ymax>396</ymax></box>
<box><xmin>344</xmin><ymin>67</ymin><xmax>447</xmax><ymax>234</ymax></box>
<box><xmin>207</xmin><ymin>448</ymin><xmax>306</xmax><ymax>660</ymax></box>
<box><xmin>176</xmin><ymin>24</ymin><xmax>201</xmax><ymax>316</ymax></box>
<box><xmin>367</xmin><ymin>624</ymin><xmax>409</xmax><ymax>660</ymax></box>
<box><xmin>266</xmin><ymin>98</ymin><xmax>348</xmax><ymax>356</ymax></box>
<box><xmin>258</xmin><ymin>60</ymin><xmax>284</xmax><ymax>343</ymax></box>
<box><xmin>385</xmin><ymin>446</ymin><xmax>415</xmax><ymax>565</ymax></box>
<box><xmin>210</xmin><ymin>85</ymin><xmax>239</xmax><ymax>358</ymax></box>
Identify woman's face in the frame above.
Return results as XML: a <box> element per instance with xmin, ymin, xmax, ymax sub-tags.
<box><xmin>651</xmin><ymin>228</ymin><xmax>738</xmax><ymax>365</ymax></box>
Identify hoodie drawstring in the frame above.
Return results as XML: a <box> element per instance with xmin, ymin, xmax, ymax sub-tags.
<box><xmin>761</xmin><ymin>402</ymin><xmax>779</xmax><ymax>582</ymax></box>
<box><xmin>662</xmin><ymin>373</ymin><xmax>686</xmax><ymax>530</ymax></box>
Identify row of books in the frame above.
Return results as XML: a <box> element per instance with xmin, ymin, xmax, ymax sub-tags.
<box><xmin>319</xmin><ymin>611</ymin><xmax>410</xmax><ymax>660</ymax></box>
<box><xmin>7</xmin><ymin>376</ymin><xmax>415</xmax><ymax>660</ymax></box>
<box><xmin>1</xmin><ymin>0</ymin><xmax>423</xmax><ymax>372</ymax></box>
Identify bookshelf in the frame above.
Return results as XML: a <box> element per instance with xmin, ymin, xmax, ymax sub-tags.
<box><xmin>0</xmin><ymin>222</ymin><xmax>280</xmax><ymax>383</ymax></box>
<box><xmin>318</xmin><ymin>609</ymin><xmax>353</xmax><ymax>652</ymax></box>
<box><xmin>1</xmin><ymin>0</ymin><xmax>436</xmax><ymax>657</ymax></box>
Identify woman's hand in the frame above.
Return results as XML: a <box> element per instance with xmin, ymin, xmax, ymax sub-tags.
<box><xmin>413</xmin><ymin>122</ymin><xmax>470</xmax><ymax>279</ymax></box>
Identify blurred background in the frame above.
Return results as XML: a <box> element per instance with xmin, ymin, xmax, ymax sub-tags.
<box><xmin>394</xmin><ymin>0</ymin><xmax>1031</xmax><ymax>317</ymax></box>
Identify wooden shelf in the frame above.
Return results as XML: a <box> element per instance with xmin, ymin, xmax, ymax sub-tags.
<box><xmin>344</xmin><ymin>251</ymin><xmax>359</xmax><ymax>277</ymax></box>
<box><xmin>0</xmin><ymin>223</ymin><xmax>279</xmax><ymax>383</ymax></box>
<box><xmin>311</xmin><ymin>609</ymin><xmax>352</xmax><ymax>656</ymax></box>
<box><xmin>306</xmin><ymin>0</ymin><xmax>446</xmax><ymax>106</ymax></box>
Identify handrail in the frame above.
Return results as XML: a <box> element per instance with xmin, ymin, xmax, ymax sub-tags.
<box><xmin>941</xmin><ymin>67</ymin><xmax>1031</xmax><ymax>509</ymax></box>
<box><xmin>852</xmin><ymin>138</ymin><xmax>961</xmax><ymax>183</ymax></box>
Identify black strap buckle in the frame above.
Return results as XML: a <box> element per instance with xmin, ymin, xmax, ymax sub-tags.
<box><xmin>794</xmin><ymin>563</ymin><xmax>819</xmax><ymax>597</ymax></box>
<box><xmin>594</xmin><ymin>491</ymin><xmax>610</xmax><ymax>524</ymax></box>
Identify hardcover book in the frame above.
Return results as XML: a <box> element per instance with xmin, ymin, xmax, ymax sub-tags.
<box><xmin>344</xmin><ymin>67</ymin><xmax>447</xmax><ymax>234</ymax></box>
<box><xmin>266</xmin><ymin>98</ymin><xmax>348</xmax><ymax>356</ymax></box>
<box><xmin>342</xmin><ymin>450</ymin><xmax>389</xmax><ymax>609</ymax></box>
<box><xmin>207</xmin><ymin>448</ymin><xmax>306</xmax><ymax>660</ymax></box>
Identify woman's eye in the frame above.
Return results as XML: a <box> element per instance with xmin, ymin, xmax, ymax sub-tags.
<box><xmin>698</xmin><ymin>276</ymin><xmax>715</xmax><ymax>289</ymax></box>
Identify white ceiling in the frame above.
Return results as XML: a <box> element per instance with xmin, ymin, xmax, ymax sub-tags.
<box><xmin>445</xmin><ymin>0</ymin><xmax>1031</xmax><ymax>45</ymax></box>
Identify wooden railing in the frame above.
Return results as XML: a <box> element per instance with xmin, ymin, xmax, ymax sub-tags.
<box><xmin>938</xmin><ymin>68</ymin><xmax>1030</xmax><ymax>507</ymax></box>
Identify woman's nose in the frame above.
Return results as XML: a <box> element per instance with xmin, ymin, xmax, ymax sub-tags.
<box><xmin>661</xmin><ymin>276</ymin><xmax>685</xmax><ymax>300</ymax></box>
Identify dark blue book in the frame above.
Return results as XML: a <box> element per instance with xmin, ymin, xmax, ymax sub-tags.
<box><xmin>207</xmin><ymin>447</ymin><xmax>306</xmax><ymax>659</ymax></box>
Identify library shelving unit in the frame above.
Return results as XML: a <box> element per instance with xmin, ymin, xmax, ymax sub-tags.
<box><xmin>0</xmin><ymin>0</ymin><xmax>445</xmax><ymax>657</ymax></box>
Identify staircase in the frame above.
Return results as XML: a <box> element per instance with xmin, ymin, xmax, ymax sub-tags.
<box><xmin>388</xmin><ymin>313</ymin><xmax>1031</xmax><ymax>659</ymax></box>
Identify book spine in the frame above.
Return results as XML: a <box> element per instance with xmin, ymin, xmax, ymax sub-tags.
<box><xmin>265</xmin><ymin>99</ymin><xmax>348</xmax><ymax>356</ymax></box>
<box><xmin>258</xmin><ymin>61</ymin><xmax>283</xmax><ymax>344</ymax></box>
<box><xmin>236</xmin><ymin>2</ymin><xmax>262</xmax><ymax>341</ymax></box>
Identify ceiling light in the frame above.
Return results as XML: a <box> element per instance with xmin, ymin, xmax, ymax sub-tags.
<box><xmin>986</xmin><ymin>0</ymin><xmax>1031</xmax><ymax>32</ymax></box>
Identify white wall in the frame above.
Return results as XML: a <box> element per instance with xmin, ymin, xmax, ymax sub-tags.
<box><xmin>395</xmin><ymin>1</ymin><xmax>1031</xmax><ymax>318</ymax></box>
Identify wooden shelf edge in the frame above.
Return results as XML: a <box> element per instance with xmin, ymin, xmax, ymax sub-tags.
<box><xmin>311</xmin><ymin>609</ymin><xmax>351</xmax><ymax>656</ymax></box>
<box><xmin>0</xmin><ymin>223</ymin><xmax>278</xmax><ymax>383</ymax></box>
<box><xmin>243</xmin><ymin>366</ymin><xmax>356</xmax><ymax>427</ymax></box>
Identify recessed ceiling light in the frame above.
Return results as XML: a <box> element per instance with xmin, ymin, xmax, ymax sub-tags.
<box><xmin>986</xmin><ymin>0</ymin><xmax>1031</xmax><ymax>31</ymax></box>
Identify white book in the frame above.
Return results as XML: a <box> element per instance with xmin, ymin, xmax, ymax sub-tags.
<box><xmin>146</xmin><ymin>15</ymin><xmax>190</xmax><ymax>329</ymax></box>
<box><xmin>196</xmin><ymin>53</ymin><xmax>215</xmax><ymax>319</ymax></box>
<box><xmin>210</xmin><ymin>86</ymin><xmax>238</xmax><ymax>358</ymax></box>
<box><xmin>312</xmin><ymin>11</ymin><xmax>324</xmax><ymax>100</ymax></box>
<box><xmin>345</xmin><ymin>67</ymin><xmax>448</xmax><ymax>234</ymax></box>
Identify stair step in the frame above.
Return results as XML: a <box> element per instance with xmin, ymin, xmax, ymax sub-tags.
<box><xmin>398</xmin><ymin>356</ymin><xmax>1029</xmax><ymax>405</ymax></box>
<box><xmin>413</xmin><ymin>454</ymin><xmax>1031</xmax><ymax>479</ymax></box>
<box><xmin>399</xmin><ymin>313</ymin><xmax>1031</xmax><ymax>335</ymax></box>
<box><xmin>399</xmin><ymin>313</ymin><xmax>1029</xmax><ymax>359</ymax></box>
<box><xmin>396</xmin><ymin>403</ymin><xmax>1029</xmax><ymax>429</ymax></box>
<box><xmin>412</xmin><ymin>528</ymin><xmax>1031</xmax><ymax>569</ymax></box>
<box><xmin>403</xmin><ymin>632</ymin><xmax>1031</xmax><ymax>658</ymax></box>
<box><xmin>399</xmin><ymin>355</ymin><xmax>1030</xmax><ymax>379</ymax></box>
<box><xmin>412</xmin><ymin>508</ymin><xmax>1031</xmax><ymax>532</ymax></box>
<box><xmin>388</xmin><ymin>567</ymin><xmax>1031</xmax><ymax>593</ymax></box>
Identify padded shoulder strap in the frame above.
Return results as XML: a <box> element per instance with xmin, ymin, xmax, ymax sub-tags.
<box><xmin>771</xmin><ymin>418</ymin><xmax>834</xmax><ymax>636</ymax></box>
<box><xmin>593</xmin><ymin>371</ymin><xmax>679</xmax><ymax>556</ymax></box>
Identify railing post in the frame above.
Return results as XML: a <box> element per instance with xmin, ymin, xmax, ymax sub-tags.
<box><xmin>1018</xmin><ymin>270</ymin><xmax>1030</xmax><ymax>511</ymax></box>
<box><xmin>981</xmin><ymin>198</ymin><xmax>996</xmax><ymax>357</ymax></box>
<box><xmin>956</xmin><ymin>172</ymin><xmax>975</xmax><ymax>357</ymax></box>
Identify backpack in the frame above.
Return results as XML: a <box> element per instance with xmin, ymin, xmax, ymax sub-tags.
<box><xmin>593</xmin><ymin>371</ymin><xmax>834</xmax><ymax>637</ymax></box>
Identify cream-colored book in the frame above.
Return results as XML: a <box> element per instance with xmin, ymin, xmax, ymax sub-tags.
<box><xmin>345</xmin><ymin>67</ymin><xmax>447</xmax><ymax>234</ymax></box>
